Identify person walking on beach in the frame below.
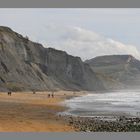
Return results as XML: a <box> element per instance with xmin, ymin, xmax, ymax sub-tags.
<box><xmin>51</xmin><ymin>92</ymin><xmax>54</xmax><ymax>98</ymax></box>
<box><xmin>48</xmin><ymin>94</ymin><xmax>50</xmax><ymax>98</ymax></box>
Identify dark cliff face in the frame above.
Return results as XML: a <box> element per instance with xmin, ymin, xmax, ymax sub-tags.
<box><xmin>86</xmin><ymin>55</ymin><xmax>140</xmax><ymax>89</ymax></box>
<box><xmin>0</xmin><ymin>26</ymin><xmax>104</xmax><ymax>91</ymax></box>
<box><xmin>44</xmin><ymin>48</ymin><xmax>104</xmax><ymax>90</ymax></box>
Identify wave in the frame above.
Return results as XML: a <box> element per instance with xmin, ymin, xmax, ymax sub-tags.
<box><xmin>63</xmin><ymin>90</ymin><xmax>140</xmax><ymax>117</ymax></box>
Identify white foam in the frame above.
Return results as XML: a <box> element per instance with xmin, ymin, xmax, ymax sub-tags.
<box><xmin>64</xmin><ymin>90</ymin><xmax>140</xmax><ymax>117</ymax></box>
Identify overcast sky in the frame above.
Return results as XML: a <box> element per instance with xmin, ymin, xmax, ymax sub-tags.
<box><xmin>0</xmin><ymin>8</ymin><xmax>140</xmax><ymax>60</ymax></box>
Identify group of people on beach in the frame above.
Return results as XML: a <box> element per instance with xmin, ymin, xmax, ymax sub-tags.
<box><xmin>48</xmin><ymin>92</ymin><xmax>54</xmax><ymax>98</ymax></box>
<box><xmin>7</xmin><ymin>91</ymin><xmax>55</xmax><ymax>98</ymax></box>
<box><xmin>7</xmin><ymin>91</ymin><xmax>12</xmax><ymax>96</ymax></box>
<box><xmin>32</xmin><ymin>91</ymin><xmax>55</xmax><ymax>98</ymax></box>
<box><xmin>33</xmin><ymin>91</ymin><xmax>55</xmax><ymax>98</ymax></box>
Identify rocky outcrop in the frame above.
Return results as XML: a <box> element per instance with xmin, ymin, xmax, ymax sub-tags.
<box><xmin>0</xmin><ymin>26</ymin><xmax>104</xmax><ymax>91</ymax></box>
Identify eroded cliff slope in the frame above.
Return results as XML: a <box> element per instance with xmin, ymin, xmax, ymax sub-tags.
<box><xmin>0</xmin><ymin>26</ymin><xmax>104</xmax><ymax>91</ymax></box>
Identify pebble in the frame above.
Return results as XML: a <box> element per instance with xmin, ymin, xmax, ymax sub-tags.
<box><xmin>65</xmin><ymin>115</ymin><xmax>140</xmax><ymax>132</ymax></box>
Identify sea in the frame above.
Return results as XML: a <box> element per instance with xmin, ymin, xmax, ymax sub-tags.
<box><xmin>62</xmin><ymin>90</ymin><xmax>140</xmax><ymax>118</ymax></box>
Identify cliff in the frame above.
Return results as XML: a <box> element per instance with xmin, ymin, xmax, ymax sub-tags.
<box><xmin>0</xmin><ymin>26</ymin><xmax>104</xmax><ymax>91</ymax></box>
<box><xmin>86</xmin><ymin>55</ymin><xmax>140</xmax><ymax>89</ymax></box>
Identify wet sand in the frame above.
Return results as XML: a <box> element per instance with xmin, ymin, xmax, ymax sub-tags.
<box><xmin>0</xmin><ymin>91</ymin><xmax>83</xmax><ymax>132</ymax></box>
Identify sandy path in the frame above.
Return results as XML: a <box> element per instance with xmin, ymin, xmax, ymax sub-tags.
<box><xmin>0</xmin><ymin>91</ymin><xmax>82</xmax><ymax>132</ymax></box>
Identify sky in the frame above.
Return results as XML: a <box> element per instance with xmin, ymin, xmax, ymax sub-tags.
<box><xmin>0</xmin><ymin>8</ymin><xmax>140</xmax><ymax>60</ymax></box>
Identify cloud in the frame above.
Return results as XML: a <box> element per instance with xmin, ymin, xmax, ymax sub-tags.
<box><xmin>46</xmin><ymin>26</ymin><xmax>140</xmax><ymax>61</ymax></box>
<box><xmin>0</xmin><ymin>9</ymin><xmax>140</xmax><ymax>59</ymax></box>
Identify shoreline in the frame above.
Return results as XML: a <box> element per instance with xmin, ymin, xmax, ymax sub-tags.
<box><xmin>59</xmin><ymin>92</ymin><xmax>140</xmax><ymax>132</ymax></box>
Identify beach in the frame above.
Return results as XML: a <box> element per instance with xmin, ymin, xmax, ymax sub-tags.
<box><xmin>1</xmin><ymin>90</ymin><xmax>140</xmax><ymax>132</ymax></box>
<box><xmin>0</xmin><ymin>91</ymin><xmax>83</xmax><ymax>132</ymax></box>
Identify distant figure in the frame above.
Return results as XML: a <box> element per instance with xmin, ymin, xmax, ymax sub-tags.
<box><xmin>33</xmin><ymin>91</ymin><xmax>36</xmax><ymax>94</ymax></box>
<box><xmin>8</xmin><ymin>91</ymin><xmax>12</xmax><ymax>96</ymax></box>
<box><xmin>52</xmin><ymin>92</ymin><xmax>54</xmax><ymax>98</ymax></box>
<box><xmin>48</xmin><ymin>94</ymin><xmax>50</xmax><ymax>98</ymax></box>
